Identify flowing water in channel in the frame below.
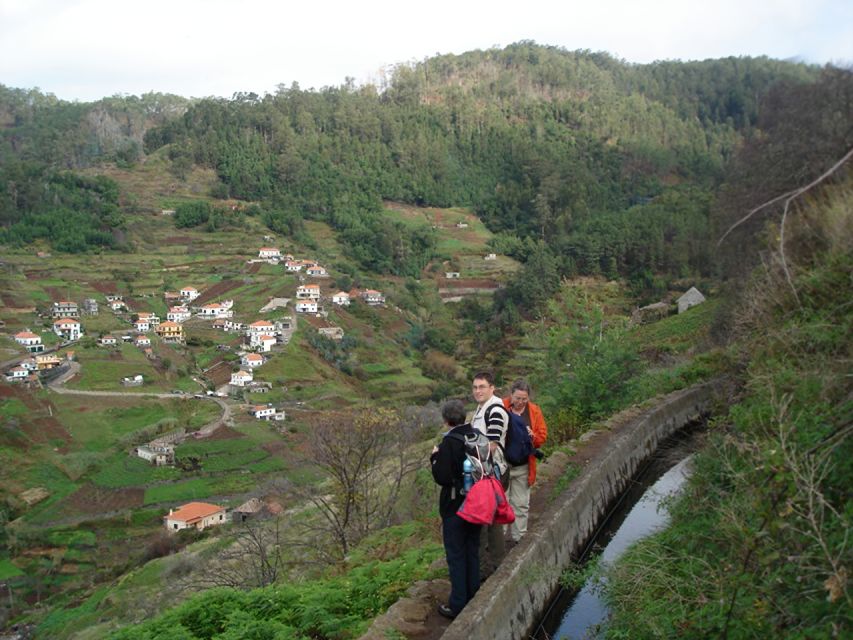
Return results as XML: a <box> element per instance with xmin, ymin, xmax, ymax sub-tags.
<box><xmin>534</xmin><ymin>430</ymin><xmax>701</xmax><ymax>640</ymax></box>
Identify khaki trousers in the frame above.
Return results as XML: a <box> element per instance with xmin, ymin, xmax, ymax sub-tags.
<box><xmin>507</xmin><ymin>463</ymin><xmax>530</xmax><ymax>542</ymax></box>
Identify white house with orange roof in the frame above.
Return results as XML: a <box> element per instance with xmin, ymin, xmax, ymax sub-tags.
<box><xmin>135</xmin><ymin>335</ymin><xmax>151</xmax><ymax>348</ymax></box>
<box><xmin>241</xmin><ymin>353</ymin><xmax>264</xmax><ymax>368</ymax></box>
<box><xmin>134</xmin><ymin>312</ymin><xmax>160</xmax><ymax>332</ymax></box>
<box><xmin>331</xmin><ymin>292</ymin><xmax>350</xmax><ymax>306</ymax></box>
<box><xmin>250</xmin><ymin>405</ymin><xmax>285</xmax><ymax>421</ymax></box>
<box><xmin>296</xmin><ymin>284</ymin><xmax>321</xmax><ymax>300</ymax></box>
<box><xmin>167</xmin><ymin>306</ymin><xmax>191</xmax><ymax>323</ymax></box>
<box><xmin>305</xmin><ymin>264</ymin><xmax>328</xmax><ymax>278</ymax></box>
<box><xmin>53</xmin><ymin>318</ymin><xmax>82</xmax><ymax>341</ymax></box>
<box><xmin>246</xmin><ymin>320</ymin><xmax>275</xmax><ymax>344</ymax></box>
<box><xmin>284</xmin><ymin>260</ymin><xmax>303</xmax><ymax>272</ymax></box>
<box><xmin>198</xmin><ymin>302</ymin><xmax>233</xmax><ymax>319</ymax></box>
<box><xmin>180</xmin><ymin>286</ymin><xmax>200</xmax><ymax>302</ymax></box>
<box><xmin>164</xmin><ymin>502</ymin><xmax>227</xmax><ymax>532</ymax></box>
<box><xmin>255</xmin><ymin>334</ymin><xmax>277</xmax><ymax>352</ymax></box>
<box><xmin>295</xmin><ymin>301</ymin><xmax>318</xmax><ymax>314</ymax></box>
<box><xmin>14</xmin><ymin>331</ymin><xmax>44</xmax><ymax>353</ymax></box>
<box><xmin>98</xmin><ymin>335</ymin><xmax>118</xmax><ymax>347</ymax></box>
<box><xmin>361</xmin><ymin>289</ymin><xmax>385</xmax><ymax>306</ymax></box>
<box><xmin>230</xmin><ymin>369</ymin><xmax>253</xmax><ymax>387</ymax></box>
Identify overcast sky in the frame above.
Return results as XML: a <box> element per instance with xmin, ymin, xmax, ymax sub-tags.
<box><xmin>2</xmin><ymin>0</ymin><xmax>851</xmax><ymax>102</ymax></box>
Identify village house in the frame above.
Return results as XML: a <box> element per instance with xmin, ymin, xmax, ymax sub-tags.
<box><xmin>5</xmin><ymin>366</ymin><xmax>29</xmax><ymax>382</ymax></box>
<box><xmin>305</xmin><ymin>264</ymin><xmax>328</xmax><ymax>278</ymax></box>
<box><xmin>81</xmin><ymin>298</ymin><xmax>99</xmax><ymax>315</ymax></box>
<box><xmin>484</xmin><ymin>253</ymin><xmax>497</xmax><ymax>261</ymax></box>
<box><xmin>197</xmin><ymin>303</ymin><xmax>233</xmax><ymax>319</ymax></box>
<box><xmin>246</xmin><ymin>320</ymin><xmax>275</xmax><ymax>344</ymax></box>
<box><xmin>241</xmin><ymin>353</ymin><xmax>264</xmax><ymax>368</ymax></box>
<box><xmin>456</xmin><ymin>221</ymin><xmax>469</xmax><ymax>229</ymax></box>
<box><xmin>250</xmin><ymin>405</ymin><xmax>285</xmax><ymax>421</ymax></box>
<box><xmin>331</xmin><ymin>291</ymin><xmax>350</xmax><ymax>306</ymax></box>
<box><xmin>445</xmin><ymin>272</ymin><xmax>461</xmax><ymax>279</ymax></box>
<box><xmin>134</xmin><ymin>335</ymin><xmax>151</xmax><ymax>348</ymax></box>
<box><xmin>98</xmin><ymin>335</ymin><xmax>118</xmax><ymax>347</ymax></box>
<box><xmin>133</xmin><ymin>312</ymin><xmax>160</xmax><ymax>333</ymax></box>
<box><xmin>258</xmin><ymin>247</ymin><xmax>281</xmax><ymax>260</ymax></box>
<box><xmin>52</xmin><ymin>301</ymin><xmax>78</xmax><ymax>318</ymax></box>
<box><xmin>212</xmin><ymin>318</ymin><xmax>227</xmax><ymax>331</ymax></box>
<box><xmin>255</xmin><ymin>334</ymin><xmax>277</xmax><ymax>352</ymax></box>
<box><xmin>167</xmin><ymin>306</ymin><xmax>191</xmax><ymax>323</ymax></box>
<box><xmin>53</xmin><ymin>317</ymin><xmax>83</xmax><ymax>341</ymax></box>
<box><xmin>19</xmin><ymin>358</ymin><xmax>37</xmax><ymax>372</ymax></box>
<box><xmin>275</xmin><ymin>317</ymin><xmax>293</xmax><ymax>332</ymax></box>
<box><xmin>109</xmin><ymin>299</ymin><xmax>127</xmax><ymax>312</ymax></box>
<box><xmin>232</xmin><ymin>497</ymin><xmax>265</xmax><ymax>523</ymax></box>
<box><xmin>225</xmin><ymin>319</ymin><xmax>245</xmax><ymax>332</ymax></box>
<box><xmin>296</xmin><ymin>284</ymin><xmax>321</xmax><ymax>300</ymax></box>
<box><xmin>180</xmin><ymin>286</ymin><xmax>200</xmax><ymax>302</ymax></box>
<box><xmin>136</xmin><ymin>443</ymin><xmax>175</xmax><ymax>466</ymax></box>
<box><xmin>164</xmin><ymin>291</ymin><xmax>182</xmax><ymax>305</ymax></box>
<box><xmin>123</xmin><ymin>374</ymin><xmax>144</xmax><ymax>386</ymax></box>
<box><xmin>295</xmin><ymin>300</ymin><xmax>318</xmax><ymax>314</ymax></box>
<box><xmin>164</xmin><ymin>502</ymin><xmax>227</xmax><ymax>532</ymax></box>
<box><xmin>677</xmin><ymin>287</ymin><xmax>706</xmax><ymax>314</ymax></box>
<box><xmin>230</xmin><ymin>369</ymin><xmax>253</xmax><ymax>387</ymax></box>
<box><xmin>105</xmin><ymin>294</ymin><xmax>123</xmax><ymax>303</ymax></box>
<box><xmin>14</xmin><ymin>331</ymin><xmax>44</xmax><ymax>353</ymax></box>
<box><xmin>35</xmin><ymin>354</ymin><xmax>62</xmax><ymax>370</ymax></box>
<box><xmin>284</xmin><ymin>260</ymin><xmax>304</xmax><ymax>272</ymax></box>
<box><xmin>360</xmin><ymin>289</ymin><xmax>385</xmax><ymax>306</ymax></box>
<box><xmin>155</xmin><ymin>320</ymin><xmax>184</xmax><ymax>343</ymax></box>
<box><xmin>52</xmin><ymin>301</ymin><xmax>79</xmax><ymax>318</ymax></box>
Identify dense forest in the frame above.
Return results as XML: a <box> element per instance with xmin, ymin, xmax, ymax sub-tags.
<box><xmin>0</xmin><ymin>44</ymin><xmax>826</xmax><ymax>286</ymax></box>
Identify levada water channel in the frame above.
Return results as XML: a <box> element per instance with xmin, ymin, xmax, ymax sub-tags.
<box><xmin>532</xmin><ymin>425</ymin><xmax>704</xmax><ymax>640</ymax></box>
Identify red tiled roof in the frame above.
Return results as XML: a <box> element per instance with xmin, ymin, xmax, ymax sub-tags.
<box><xmin>167</xmin><ymin>501</ymin><xmax>225</xmax><ymax>523</ymax></box>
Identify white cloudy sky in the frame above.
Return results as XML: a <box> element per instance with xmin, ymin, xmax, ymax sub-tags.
<box><xmin>1</xmin><ymin>0</ymin><xmax>851</xmax><ymax>102</ymax></box>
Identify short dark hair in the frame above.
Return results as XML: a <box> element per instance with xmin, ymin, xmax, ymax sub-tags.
<box><xmin>510</xmin><ymin>378</ymin><xmax>531</xmax><ymax>395</ymax></box>
<box><xmin>441</xmin><ymin>399</ymin><xmax>467</xmax><ymax>427</ymax></box>
<box><xmin>472</xmin><ymin>370</ymin><xmax>495</xmax><ymax>386</ymax></box>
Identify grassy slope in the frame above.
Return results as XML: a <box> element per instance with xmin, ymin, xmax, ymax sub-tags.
<box><xmin>0</xmin><ymin>161</ymin><xmax>516</xmax><ymax>636</ymax></box>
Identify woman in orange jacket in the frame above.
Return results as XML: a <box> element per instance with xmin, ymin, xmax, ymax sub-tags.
<box><xmin>502</xmin><ymin>378</ymin><xmax>548</xmax><ymax>543</ymax></box>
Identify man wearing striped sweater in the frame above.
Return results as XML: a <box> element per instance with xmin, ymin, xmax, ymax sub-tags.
<box><xmin>470</xmin><ymin>370</ymin><xmax>510</xmax><ymax>576</ymax></box>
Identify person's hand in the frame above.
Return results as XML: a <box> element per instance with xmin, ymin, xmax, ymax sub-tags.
<box><xmin>527</xmin><ymin>426</ymin><xmax>534</xmax><ymax>436</ymax></box>
<box><xmin>431</xmin><ymin>445</ymin><xmax>439</xmax><ymax>454</ymax></box>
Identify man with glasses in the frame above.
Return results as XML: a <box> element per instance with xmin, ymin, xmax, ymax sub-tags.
<box><xmin>470</xmin><ymin>370</ymin><xmax>510</xmax><ymax>575</ymax></box>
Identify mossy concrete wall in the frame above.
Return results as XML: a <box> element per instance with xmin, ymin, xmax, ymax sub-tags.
<box><xmin>441</xmin><ymin>382</ymin><xmax>719</xmax><ymax>640</ymax></box>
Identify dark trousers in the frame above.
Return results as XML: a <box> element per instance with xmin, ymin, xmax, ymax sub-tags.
<box><xmin>442</xmin><ymin>513</ymin><xmax>481</xmax><ymax>614</ymax></box>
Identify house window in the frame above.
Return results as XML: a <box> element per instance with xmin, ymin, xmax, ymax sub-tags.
<box><xmin>219</xmin><ymin>514</ymin><xmax>223</xmax><ymax>520</ymax></box>
<box><xmin>173</xmin><ymin>523</ymin><xmax>179</xmax><ymax>529</ymax></box>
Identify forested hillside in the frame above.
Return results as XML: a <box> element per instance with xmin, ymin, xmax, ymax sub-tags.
<box><xmin>1</xmin><ymin>45</ymin><xmax>822</xmax><ymax>287</ymax></box>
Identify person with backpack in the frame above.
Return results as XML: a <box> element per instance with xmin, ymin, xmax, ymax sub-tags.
<box><xmin>502</xmin><ymin>378</ymin><xmax>548</xmax><ymax>544</ymax></box>
<box><xmin>470</xmin><ymin>370</ymin><xmax>510</xmax><ymax>575</ymax></box>
<box><xmin>430</xmin><ymin>399</ymin><xmax>482</xmax><ymax>619</ymax></box>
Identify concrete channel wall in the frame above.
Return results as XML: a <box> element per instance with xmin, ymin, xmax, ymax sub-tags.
<box><xmin>441</xmin><ymin>382</ymin><xmax>719</xmax><ymax>640</ymax></box>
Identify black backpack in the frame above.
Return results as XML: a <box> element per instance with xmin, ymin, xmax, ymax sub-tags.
<box><xmin>487</xmin><ymin>404</ymin><xmax>533</xmax><ymax>466</ymax></box>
